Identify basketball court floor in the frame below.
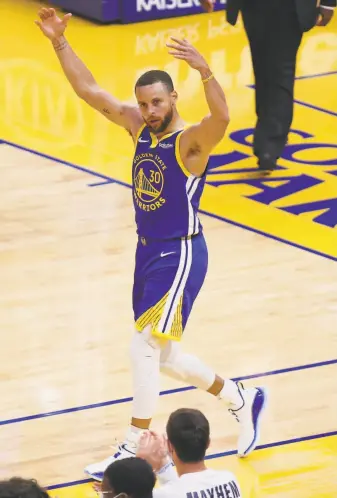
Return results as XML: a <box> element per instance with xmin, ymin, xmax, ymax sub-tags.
<box><xmin>1</xmin><ymin>1</ymin><xmax>337</xmax><ymax>496</ymax></box>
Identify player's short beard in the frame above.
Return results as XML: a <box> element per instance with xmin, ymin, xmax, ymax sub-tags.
<box><xmin>148</xmin><ymin>106</ymin><xmax>174</xmax><ymax>134</ymax></box>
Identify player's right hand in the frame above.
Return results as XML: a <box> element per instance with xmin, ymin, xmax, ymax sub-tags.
<box><xmin>35</xmin><ymin>8</ymin><xmax>72</xmax><ymax>40</ymax></box>
<box><xmin>200</xmin><ymin>0</ymin><xmax>216</xmax><ymax>13</ymax></box>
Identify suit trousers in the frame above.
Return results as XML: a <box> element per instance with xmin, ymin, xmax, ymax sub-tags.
<box><xmin>240</xmin><ymin>0</ymin><xmax>303</xmax><ymax>162</ymax></box>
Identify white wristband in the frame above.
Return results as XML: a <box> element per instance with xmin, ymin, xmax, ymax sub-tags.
<box><xmin>156</xmin><ymin>461</ymin><xmax>178</xmax><ymax>485</ymax></box>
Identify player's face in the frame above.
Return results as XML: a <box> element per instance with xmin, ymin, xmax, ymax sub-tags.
<box><xmin>136</xmin><ymin>82</ymin><xmax>177</xmax><ymax>134</ymax></box>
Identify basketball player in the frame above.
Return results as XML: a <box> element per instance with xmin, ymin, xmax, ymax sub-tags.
<box><xmin>35</xmin><ymin>8</ymin><xmax>267</xmax><ymax>481</ymax></box>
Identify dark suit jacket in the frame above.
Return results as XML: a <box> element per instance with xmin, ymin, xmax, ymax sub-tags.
<box><xmin>226</xmin><ymin>0</ymin><xmax>337</xmax><ymax>32</ymax></box>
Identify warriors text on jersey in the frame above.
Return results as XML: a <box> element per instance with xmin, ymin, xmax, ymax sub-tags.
<box><xmin>132</xmin><ymin>124</ymin><xmax>208</xmax><ymax>240</ymax></box>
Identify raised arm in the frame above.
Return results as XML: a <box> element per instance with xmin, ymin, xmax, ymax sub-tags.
<box><xmin>167</xmin><ymin>38</ymin><xmax>229</xmax><ymax>177</ymax></box>
<box><xmin>35</xmin><ymin>8</ymin><xmax>143</xmax><ymax>138</ymax></box>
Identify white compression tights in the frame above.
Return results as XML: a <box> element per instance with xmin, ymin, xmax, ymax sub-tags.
<box><xmin>129</xmin><ymin>327</ymin><xmax>216</xmax><ymax>420</ymax></box>
<box><xmin>160</xmin><ymin>340</ymin><xmax>216</xmax><ymax>391</ymax></box>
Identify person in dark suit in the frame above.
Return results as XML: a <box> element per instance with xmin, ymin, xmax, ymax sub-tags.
<box><xmin>200</xmin><ymin>0</ymin><xmax>336</xmax><ymax>171</ymax></box>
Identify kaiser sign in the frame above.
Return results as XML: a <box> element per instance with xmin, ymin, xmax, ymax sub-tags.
<box><xmin>121</xmin><ymin>0</ymin><xmax>227</xmax><ymax>23</ymax></box>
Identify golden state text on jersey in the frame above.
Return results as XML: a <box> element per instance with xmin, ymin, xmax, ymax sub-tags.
<box><xmin>132</xmin><ymin>124</ymin><xmax>208</xmax><ymax>240</ymax></box>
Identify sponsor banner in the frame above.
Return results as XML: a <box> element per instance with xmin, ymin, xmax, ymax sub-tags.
<box><xmin>51</xmin><ymin>0</ymin><xmax>120</xmax><ymax>22</ymax></box>
<box><xmin>120</xmin><ymin>0</ymin><xmax>227</xmax><ymax>24</ymax></box>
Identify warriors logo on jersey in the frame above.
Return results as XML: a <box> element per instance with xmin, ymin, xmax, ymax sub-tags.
<box><xmin>133</xmin><ymin>153</ymin><xmax>166</xmax><ymax>212</ymax></box>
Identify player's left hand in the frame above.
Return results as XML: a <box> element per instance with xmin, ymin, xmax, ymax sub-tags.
<box><xmin>166</xmin><ymin>37</ymin><xmax>209</xmax><ymax>72</ymax></box>
<box><xmin>316</xmin><ymin>6</ymin><xmax>334</xmax><ymax>26</ymax></box>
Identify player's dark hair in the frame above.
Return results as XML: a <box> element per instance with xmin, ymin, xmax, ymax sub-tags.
<box><xmin>135</xmin><ymin>70</ymin><xmax>174</xmax><ymax>93</ymax></box>
<box><xmin>0</xmin><ymin>478</ymin><xmax>50</xmax><ymax>498</ymax></box>
<box><xmin>166</xmin><ymin>408</ymin><xmax>210</xmax><ymax>463</ymax></box>
<box><xmin>104</xmin><ymin>457</ymin><xmax>155</xmax><ymax>498</ymax></box>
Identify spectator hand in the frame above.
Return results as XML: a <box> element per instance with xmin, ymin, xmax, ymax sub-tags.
<box><xmin>136</xmin><ymin>431</ymin><xmax>170</xmax><ymax>472</ymax></box>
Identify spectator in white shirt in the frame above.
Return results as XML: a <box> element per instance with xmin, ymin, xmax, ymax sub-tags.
<box><xmin>137</xmin><ymin>408</ymin><xmax>241</xmax><ymax>498</ymax></box>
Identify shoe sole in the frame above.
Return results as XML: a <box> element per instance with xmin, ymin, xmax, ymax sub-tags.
<box><xmin>84</xmin><ymin>469</ymin><xmax>104</xmax><ymax>482</ymax></box>
<box><xmin>238</xmin><ymin>386</ymin><xmax>268</xmax><ymax>458</ymax></box>
<box><xmin>84</xmin><ymin>445</ymin><xmax>136</xmax><ymax>482</ymax></box>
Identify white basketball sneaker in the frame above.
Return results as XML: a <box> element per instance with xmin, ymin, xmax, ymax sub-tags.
<box><xmin>84</xmin><ymin>430</ymin><xmax>142</xmax><ymax>481</ymax></box>
<box><xmin>229</xmin><ymin>382</ymin><xmax>267</xmax><ymax>457</ymax></box>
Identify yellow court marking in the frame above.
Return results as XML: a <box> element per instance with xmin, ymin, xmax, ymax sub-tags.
<box><xmin>48</xmin><ymin>435</ymin><xmax>337</xmax><ymax>498</ymax></box>
<box><xmin>296</xmin><ymin>74</ymin><xmax>337</xmax><ymax>115</ymax></box>
<box><xmin>0</xmin><ymin>2</ymin><xmax>336</xmax><ymax>258</ymax></box>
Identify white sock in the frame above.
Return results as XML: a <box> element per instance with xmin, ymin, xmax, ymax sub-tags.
<box><xmin>160</xmin><ymin>341</ymin><xmax>216</xmax><ymax>391</ymax></box>
<box><xmin>218</xmin><ymin>380</ymin><xmax>243</xmax><ymax>407</ymax></box>
<box><xmin>129</xmin><ymin>327</ymin><xmax>162</xmax><ymax>420</ymax></box>
<box><xmin>130</xmin><ymin>425</ymin><xmax>144</xmax><ymax>435</ymax></box>
<box><xmin>124</xmin><ymin>425</ymin><xmax>146</xmax><ymax>449</ymax></box>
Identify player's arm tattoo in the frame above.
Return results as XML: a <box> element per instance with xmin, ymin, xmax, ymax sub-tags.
<box><xmin>53</xmin><ymin>40</ymin><xmax>68</xmax><ymax>52</ymax></box>
<box><xmin>103</xmin><ymin>108</ymin><xmax>111</xmax><ymax>114</ymax></box>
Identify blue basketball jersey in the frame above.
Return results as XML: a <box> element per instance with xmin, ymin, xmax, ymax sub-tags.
<box><xmin>132</xmin><ymin>124</ymin><xmax>207</xmax><ymax>240</ymax></box>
